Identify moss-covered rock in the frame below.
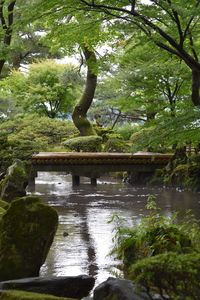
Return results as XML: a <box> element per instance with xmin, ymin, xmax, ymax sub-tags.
<box><xmin>0</xmin><ymin>196</ymin><xmax>58</xmax><ymax>281</ymax></box>
<box><xmin>0</xmin><ymin>160</ymin><xmax>28</xmax><ymax>202</ymax></box>
<box><xmin>63</xmin><ymin>135</ymin><xmax>102</xmax><ymax>152</ymax></box>
<box><xmin>0</xmin><ymin>290</ymin><xmax>75</xmax><ymax>300</ymax></box>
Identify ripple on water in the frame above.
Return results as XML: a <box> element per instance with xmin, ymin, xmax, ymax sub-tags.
<box><xmin>34</xmin><ymin>172</ymin><xmax>200</xmax><ymax>286</ymax></box>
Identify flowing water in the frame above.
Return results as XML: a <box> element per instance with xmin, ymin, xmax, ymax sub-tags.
<box><xmin>28</xmin><ymin>172</ymin><xmax>200</xmax><ymax>287</ymax></box>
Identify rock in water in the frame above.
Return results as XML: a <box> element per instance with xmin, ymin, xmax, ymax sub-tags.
<box><xmin>94</xmin><ymin>277</ymin><xmax>151</xmax><ymax>300</ymax></box>
<box><xmin>0</xmin><ymin>196</ymin><xmax>58</xmax><ymax>281</ymax></box>
<box><xmin>0</xmin><ymin>160</ymin><xmax>28</xmax><ymax>202</ymax></box>
<box><xmin>0</xmin><ymin>275</ymin><xmax>95</xmax><ymax>299</ymax></box>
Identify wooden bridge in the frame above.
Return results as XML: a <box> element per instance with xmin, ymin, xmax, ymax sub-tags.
<box><xmin>30</xmin><ymin>152</ymin><xmax>172</xmax><ymax>186</ymax></box>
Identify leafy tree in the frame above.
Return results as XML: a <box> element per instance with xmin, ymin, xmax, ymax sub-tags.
<box><xmin>0</xmin><ymin>60</ymin><xmax>82</xmax><ymax>118</ymax></box>
<box><xmin>0</xmin><ymin>114</ymin><xmax>78</xmax><ymax>171</ymax></box>
<box><xmin>26</xmin><ymin>0</ymin><xmax>115</xmax><ymax>135</ymax></box>
<box><xmin>73</xmin><ymin>0</ymin><xmax>200</xmax><ymax>106</ymax></box>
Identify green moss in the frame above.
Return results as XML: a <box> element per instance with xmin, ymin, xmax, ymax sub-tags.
<box><xmin>0</xmin><ymin>290</ymin><xmax>75</xmax><ymax>300</ymax></box>
<box><xmin>0</xmin><ymin>196</ymin><xmax>58</xmax><ymax>281</ymax></box>
<box><xmin>63</xmin><ymin>135</ymin><xmax>102</xmax><ymax>152</ymax></box>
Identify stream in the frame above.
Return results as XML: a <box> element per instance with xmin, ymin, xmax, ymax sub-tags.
<box><xmin>28</xmin><ymin>172</ymin><xmax>200</xmax><ymax>287</ymax></box>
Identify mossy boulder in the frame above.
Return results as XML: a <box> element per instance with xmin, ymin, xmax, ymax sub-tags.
<box><xmin>0</xmin><ymin>196</ymin><xmax>58</xmax><ymax>281</ymax></box>
<box><xmin>0</xmin><ymin>160</ymin><xmax>28</xmax><ymax>202</ymax></box>
<box><xmin>0</xmin><ymin>290</ymin><xmax>75</xmax><ymax>300</ymax></box>
<box><xmin>63</xmin><ymin>135</ymin><xmax>102</xmax><ymax>152</ymax></box>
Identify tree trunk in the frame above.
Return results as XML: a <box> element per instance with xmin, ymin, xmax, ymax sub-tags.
<box><xmin>0</xmin><ymin>60</ymin><xmax>5</xmax><ymax>77</ymax></box>
<box><xmin>191</xmin><ymin>69</ymin><xmax>200</xmax><ymax>106</ymax></box>
<box><xmin>72</xmin><ymin>46</ymin><xmax>97</xmax><ymax>136</ymax></box>
<box><xmin>0</xmin><ymin>1</ymin><xmax>16</xmax><ymax>76</ymax></box>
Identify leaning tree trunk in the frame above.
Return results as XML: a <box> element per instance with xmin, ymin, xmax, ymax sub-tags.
<box><xmin>0</xmin><ymin>1</ymin><xmax>16</xmax><ymax>76</ymax></box>
<box><xmin>72</xmin><ymin>46</ymin><xmax>97</xmax><ymax>136</ymax></box>
<box><xmin>191</xmin><ymin>69</ymin><xmax>200</xmax><ymax>106</ymax></box>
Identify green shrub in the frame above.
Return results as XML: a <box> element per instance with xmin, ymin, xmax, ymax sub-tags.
<box><xmin>104</xmin><ymin>136</ymin><xmax>130</xmax><ymax>153</ymax></box>
<box><xmin>130</xmin><ymin>252</ymin><xmax>200</xmax><ymax>300</ymax></box>
<box><xmin>111</xmin><ymin>196</ymin><xmax>200</xmax><ymax>271</ymax></box>
<box><xmin>0</xmin><ymin>115</ymin><xmax>78</xmax><ymax>172</ymax></box>
<box><xmin>115</xmin><ymin>124</ymin><xmax>137</xmax><ymax>141</ymax></box>
<box><xmin>94</xmin><ymin>126</ymin><xmax>113</xmax><ymax>142</ymax></box>
<box><xmin>63</xmin><ymin>135</ymin><xmax>103</xmax><ymax>152</ymax></box>
<box><xmin>111</xmin><ymin>196</ymin><xmax>200</xmax><ymax>298</ymax></box>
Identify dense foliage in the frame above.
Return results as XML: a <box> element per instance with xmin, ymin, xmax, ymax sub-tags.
<box><xmin>111</xmin><ymin>196</ymin><xmax>200</xmax><ymax>298</ymax></box>
<box><xmin>0</xmin><ymin>115</ymin><xmax>78</xmax><ymax>171</ymax></box>
<box><xmin>0</xmin><ymin>0</ymin><xmax>199</xmax><ymax>180</ymax></box>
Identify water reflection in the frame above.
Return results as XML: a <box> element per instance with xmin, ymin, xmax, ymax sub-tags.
<box><xmin>28</xmin><ymin>172</ymin><xmax>200</xmax><ymax>286</ymax></box>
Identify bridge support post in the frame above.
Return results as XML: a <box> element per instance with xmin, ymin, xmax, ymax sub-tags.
<box><xmin>72</xmin><ymin>175</ymin><xmax>80</xmax><ymax>186</ymax></box>
<box><xmin>28</xmin><ymin>170</ymin><xmax>37</xmax><ymax>192</ymax></box>
<box><xmin>91</xmin><ymin>178</ymin><xmax>97</xmax><ymax>186</ymax></box>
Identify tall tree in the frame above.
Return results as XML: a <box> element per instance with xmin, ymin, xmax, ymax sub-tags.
<box><xmin>28</xmin><ymin>0</ymin><xmax>107</xmax><ymax>135</ymax></box>
<box><xmin>72</xmin><ymin>46</ymin><xmax>97</xmax><ymax>135</ymax></box>
<box><xmin>74</xmin><ymin>0</ymin><xmax>200</xmax><ymax>106</ymax></box>
<box><xmin>0</xmin><ymin>60</ymin><xmax>81</xmax><ymax>118</ymax></box>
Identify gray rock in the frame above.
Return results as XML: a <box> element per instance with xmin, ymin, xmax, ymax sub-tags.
<box><xmin>0</xmin><ymin>275</ymin><xmax>95</xmax><ymax>299</ymax></box>
<box><xmin>93</xmin><ymin>277</ymin><xmax>151</xmax><ymax>300</ymax></box>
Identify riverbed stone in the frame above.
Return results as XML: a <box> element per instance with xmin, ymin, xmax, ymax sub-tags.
<box><xmin>0</xmin><ymin>159</ymin><xmax>28</xmax><ymax>202</ymax></box>
<box><xmin>0</xmin><ymin>275</ymin><xmax>95</xmax><ymax>299</ymax></box>
<box><xmin>93</xmin><ymin>277</ymin><xmax>152</xmax><ymax>300</ymax></box>
<box><xmin>0</xmin><ymin>196</ymin><xmax>58</xmax><ymax>281</ymax></box>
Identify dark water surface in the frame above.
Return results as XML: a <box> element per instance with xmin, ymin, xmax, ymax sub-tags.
<box><xmin>28</xmin><ymin>172</ymin><xmax>200</xmax><ymax>286</ymax></box>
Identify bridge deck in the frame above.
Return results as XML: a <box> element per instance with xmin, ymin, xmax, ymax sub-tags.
<box><xmin>32</xmin><ymin>152</ymin><xmax>173</xmax><ymax>165</ymax></box>
<box><xmin>30</xmin><ymin>152</ymin><xmax>173</xmax><ymax>186</ymax></box>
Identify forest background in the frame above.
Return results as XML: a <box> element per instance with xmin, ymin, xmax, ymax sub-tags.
<box><xmin>0</xmin><ymin>0</ymin><xmax>200</xmax><ymax>176</ymax></box>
